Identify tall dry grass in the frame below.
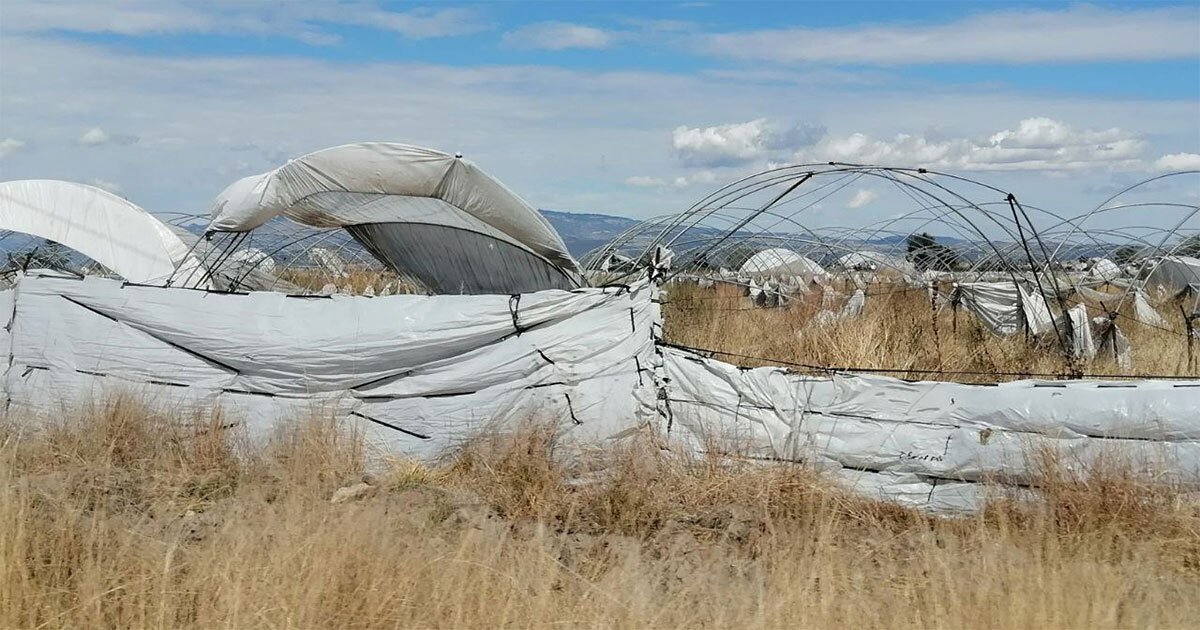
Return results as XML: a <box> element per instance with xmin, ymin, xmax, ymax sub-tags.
<box><xmin>3</xmin><ymin>398</ymin><xmax>1200</xmax><ymax>628</ymax></box>
<box><xmin>664</xmin><ymin>281</ymin><xmax>1196</xmax><ymax>382</ymax></box>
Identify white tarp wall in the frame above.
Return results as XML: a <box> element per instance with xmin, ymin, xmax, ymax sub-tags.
<box><xmin>662</xmin><ymin>347</ymin><xmax>1200</xmax><ymax>511</ymax></box>
<box><xmin>4</xmin><ymin>272</ymin><xmax>1200</xmax><ymax>512</ymax></box>
<box><xmin>1</xmin><ymin>274</ymin><xmax>659</xmax><ymax>459</ymax></box>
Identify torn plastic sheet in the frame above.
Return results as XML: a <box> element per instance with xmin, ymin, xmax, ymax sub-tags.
<box><xmin>954</xmin><ymin>281</ymin><xmax>1053</xmax><ymax>337</ymax></box>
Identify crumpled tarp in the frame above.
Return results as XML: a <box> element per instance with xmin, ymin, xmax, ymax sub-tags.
<box><xmin>661</xmin><ymin>347</ymin><xmax>1200</xmax><ymax>511</ymax></box>
<box><xmin>1133</xmin><ymin>290</ymin><xmax>1168</xmax><ymax>327</ymax></box>
<box><xmin>2</xmin><ymin>273</ymin><xmax>658</xmax><ymax>458</ymax></box>
<box><xmin>208</xmin><ymin>143</ymin><xmax>582</xmax><ymax>291</ymax></box>
<box><xmin>954</xmin><ymin>281</ymin><xmax>1054</xmax><ymax>337</ymax></box>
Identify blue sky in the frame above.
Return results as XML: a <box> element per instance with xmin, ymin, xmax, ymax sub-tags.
<box><xmin>53</xmin><ymin>1</ymin><xmax>1200</xmax><ymax>99</ymax></box>
<box><xmin>0</xmin><ymin>1</ymin><xmax>1197</xmax><ymax>226</ymax></box>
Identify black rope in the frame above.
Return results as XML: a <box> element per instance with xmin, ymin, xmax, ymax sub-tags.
<box><xmin>660</xmin><ymin>341</ymin><xmax>1194</xmax><ymax>381</ymax></box>
<box><xmin>564</xmin><ymin>392</ymin><xmax>581</xmax><ymax>425</ymax></box>
<box><xmin>508</xmin><ymin>294</ymin><xmax>523</xmax><ymax>335</ymax></box>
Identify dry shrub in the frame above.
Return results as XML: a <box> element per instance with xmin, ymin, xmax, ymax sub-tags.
<box><xmin>980</xmin><ymin>447</ymin><xmax>1200</xmax><ymax>574</ymax></box>
<box><xmin>257</xmin><ymin>411</ymin><xmax>365</xmax><ymax>496</ymax></box>
<box><xmin>9</xmin><ymin>393</ymin><xmax>237</xmax><ymax>476</ymax></box>
<box><xmin>3</xmin><ymin>402</ymin><xmax>1200</xmax><ymax>629</ymax></box>
<box><xmin>442</xmin><ymin>422</ymin><xmax>567</xmax><ymax>520</ymax></box>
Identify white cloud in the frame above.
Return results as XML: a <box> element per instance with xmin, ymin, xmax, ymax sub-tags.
<box><xmin>77</xmin><ymin>127</ymin><xmax>110</xmax><ymax>146</ymax></box>
<box><xmin>1</xmin><ymin>1</ymin><xmax>485</xmax><ymax>42</ymax></box>
<box><xmin>846</xmin><ymin>189</ymin><xmax>878</xmax><ymax>208</ymax></box>
<box><xmin>0</xmin><ymin>138</ymin><xmax>25</xmax><ymax>159</ymax></box>
<box><xmin>350</xmin><ymin>7</ymin><xmax>485</xmax><ymax>39</ymax></box>
<box><xmin>672</xmin><ymin>119</ymin><xmax>824</xmax><ymax>167</ymax></box>
<box><xmin>1153</xmin><ymin>153</ymin><xmax>1200</xmax><ymax>172</ymax></box>
<box><xmin>684</xmin><ymin>170</ymin><xmax>719</xmax><ymax>186</ymax></box>
<box><xmin>794</xmin><ymin>118</ymin><xmax>1150</xmax><ymax>172</ymax></box>
<box><xmin>702</xmin><ymin>5</ymin><xmax>1200</xmax><ymax>64</ymax></box>
<box><xmin>625</xmin><ymin>175</ymin><xmax>668</xmax><ymax>187</ymax></box>
<box><xmin>503</xmin><ymin>22</ymin><xmax>615</xmax><ymax>50</ymax></box>
<box><xmin>90</xmin><ymin>178</ymin><xmax>123</xmax><ymax>194</ymax></box>
<box><xmin>626</xmin><ymin>170</ymin><xmax>721</xmax><ymax>189</ymax></box>
<box><xmin>0</xmin><ymin>31</ymin><xmax>1195</xmax><ymax>222</ymax></box>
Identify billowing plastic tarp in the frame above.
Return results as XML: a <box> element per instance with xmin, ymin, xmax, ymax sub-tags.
<box><xmin>955</xmin><ymin>282</ymin><xmax>1021</xmax><ymax>335</ymax></box>
<box><xmin>739</xmin><ymin>248</ymin><xmax>824</xmax><ymax>276</ymax></box>
<box><xmin>1086</xmin><ymin>258</ymin><xmax>1121</xmax><ymax>281</ymax></box>
<box><xmin>1141</xmin><ymin>256</ymin><xmax>1200</xmax><ymax>296</ymax></box>
<box><xmin>954</xmin><ymin>281</ymin><xmax>1053</xmax><ymax>337</ymax></box>
<box><xmin>208</xmin><ymin>143</ymin><xmax>582</xmax><ymax>294</ymax></box>
<box><xmin>662</xmin><ymin>347</ymin><xmax>1200</xmax><ymax>511</ymax></box>
<box><xmin>837</xmin><ymin>251</ymin><xmax>915</xmax><ymax>274</ymax></box>
<box><xmin>3</xmin><ymin>273</ymin><xmax>658</xmax><ymax>457</ymax></box>
<box><xmin>0</xmin><ymin>180</ymin><xmax>207</xmax><ymax>287</ymax></box>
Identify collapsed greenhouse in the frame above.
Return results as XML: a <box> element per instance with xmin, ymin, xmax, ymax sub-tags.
<box><xmin>1</xmin><ymin>146</ymin><xmax>1198</xmax><ymax>511</ymax></box>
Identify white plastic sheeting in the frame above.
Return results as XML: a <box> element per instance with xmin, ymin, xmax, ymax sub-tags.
<box><xmin>1072</xmin><ymin>284</ymin><xmax>1119</xmax><ymax>303</ymax></box>
<box><xmin>1096</xmin><ymin>318</ymin><xmax>1132</xmax><ymax>369</ymax></box>
<box><xmin>1141</xmin><ymin>256</ymin><xmax>1200</xmax><ymax>295</ymax></box>
<box><xmin>0</xmin><ymin>180</ymin><xmax>208</xmax><ymax>287</ymax></box>
<box><xmin>1086</xmin><ymin>258</ymin><xmax>1121</xmax><ymax>281</ymax></box>
<box><xmin>739</xmin><ymin>248</ymin><xmax>825</xmax><ymax>276</ymax></box>
<box><xmin>953</xmin><ymin>281</ymin><xmax>1053</xmax><ymax>337</ymax></box>
<box><xmin>837</xmin><ymin>251</ymin><xmax>915</xmax><ymax>274</ymax></box>
<box><xmin>662</xmin><ymin>347</ymin><xmax>1200</xmax><ymax>511</ymax></box>
<box><xmin>1</xmin><ymin>273</ymin><xmax>658</xmax><ymax>458</ymax></box>
<box><xmin>226</xmin><ymin>248</ymin><xmax>276</xmax><ymax>275</ymax></box>
<box><xmin>1062</xmin><ymin>303</ymin><xmax>1095</xmax><ymax>360</ymax></box>
<box><xmin>208</xmin><ymin>143</ymin><xmax>582</xmax><ymax>286</ymax></box>
<box><xmin>1133</xmin><ymin>290</ymin><xmax>1168</xmax><ymax>327</ymax></box>
<box><xmin>813</xmin><ymin>288</ymin><xmax>866</xmax><ymax>326</ymax></box>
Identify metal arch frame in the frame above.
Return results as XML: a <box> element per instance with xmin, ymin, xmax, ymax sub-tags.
<box><xmin>582</xmin><ymin>165</ymin><xmax>1199</xmax><ymax>360</ymax></box>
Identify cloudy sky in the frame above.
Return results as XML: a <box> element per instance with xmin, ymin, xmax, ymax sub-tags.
<box><xmin>0</xmin><ymin>1</ymin><xmax>1197</xmax><ymax>226</ymax></box>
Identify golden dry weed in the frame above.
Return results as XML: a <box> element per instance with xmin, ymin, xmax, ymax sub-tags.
<box><xmin>3</xmin><ymin>395</ymin><xmax>1199</xmax><ymax>629</ymax></box>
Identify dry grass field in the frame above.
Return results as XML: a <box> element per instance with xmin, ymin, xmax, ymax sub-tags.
<box><xmin>664</xmin><ymin>280</ymin><xmax>1197</xmax><ymax>382</ymax></box>
<box><xmin>3</xmin><ymin>395</ymin><xmax>1200</xmax><ymax>629</ymax></box>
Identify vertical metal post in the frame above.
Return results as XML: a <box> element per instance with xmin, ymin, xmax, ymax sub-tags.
<box><xmin>1183</xmin><ymin>305</ymin><xmax>1197</xmax><ymax>372</ymax></box>
<box><xmin>929</xmin><ymin>280</ymin><xmax>943</xmax><ymax>369</ymax></box>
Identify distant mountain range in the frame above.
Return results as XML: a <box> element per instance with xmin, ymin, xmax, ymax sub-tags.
<box><xmin>538</xmin><ymin>210</ymin><xmax>640</xmax><ymax>257</ymax></box>
<box><xmin>538</xmin><ymin>209</ymin><xmax>989</xmax><ymax>258</ymax></box>
<box><xmin>537</xmin><ymin>209</ymin><xmax>1122</xmax><ymax>262</ymax></box>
